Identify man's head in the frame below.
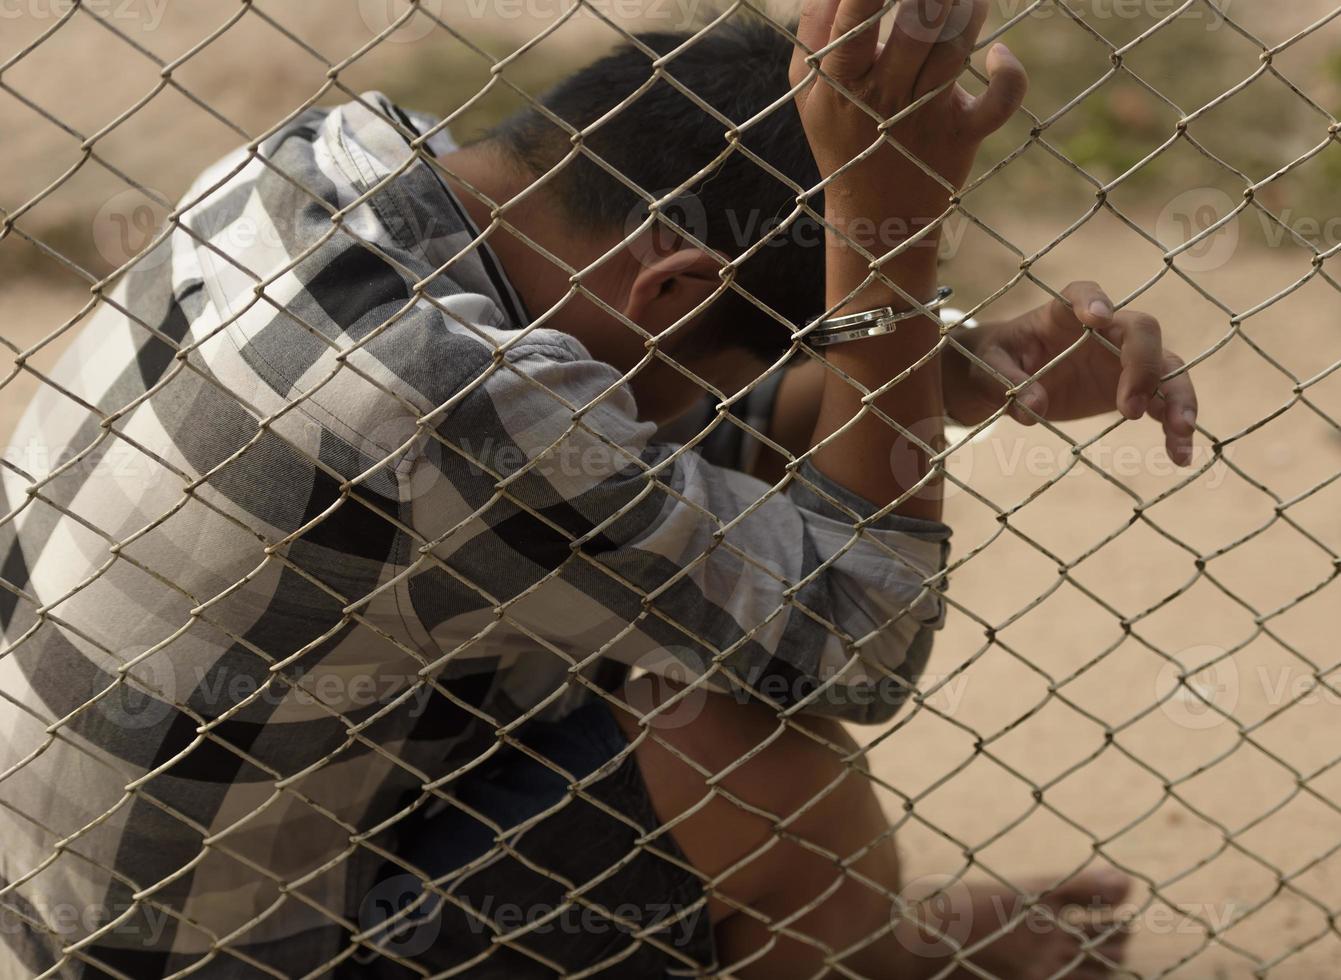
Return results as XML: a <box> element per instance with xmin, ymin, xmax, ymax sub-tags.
<box><xmin>459</xmin><ymin>15</ymin><xmax>824</xmax><ymax>422</ymax></box>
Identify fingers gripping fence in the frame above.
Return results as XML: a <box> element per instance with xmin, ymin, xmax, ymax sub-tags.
<box><xmin>3</xmin><ymin>0</ymin><xmax>1341</xmax><ymax>977</ymax></box>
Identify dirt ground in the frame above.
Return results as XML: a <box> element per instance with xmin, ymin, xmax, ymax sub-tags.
<box><xmin>4</xmin><ymin>3</ymin><xmax>1341</xmax><ymax>978</ymax></box>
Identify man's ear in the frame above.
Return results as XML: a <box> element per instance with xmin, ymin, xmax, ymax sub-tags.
<box><xmin>623</xmin><ymin>247</ymin><xmax>724</xmax><ymax>330</ymax></box>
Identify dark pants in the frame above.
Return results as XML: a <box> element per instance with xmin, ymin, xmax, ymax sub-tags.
<box><xmin>349</xmin><ymin>700</ymin><xmax>717</xmax><ymax>978</ymax></box>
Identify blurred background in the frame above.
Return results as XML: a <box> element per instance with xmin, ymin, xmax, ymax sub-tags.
<box><xmin>4</xmin><ymin>1</ymin><xmax>1341</xmax><ymax>975</ymax></box>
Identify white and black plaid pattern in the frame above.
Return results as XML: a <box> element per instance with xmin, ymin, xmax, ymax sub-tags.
<box><xmin>0</xmin><ymin>92</ymin><xmax>950</xmax><ymax>977</ymax></box>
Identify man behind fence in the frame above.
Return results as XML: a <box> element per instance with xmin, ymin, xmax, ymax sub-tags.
<box><xmin>0</xmin><ymin>0</ymin><xmax>1201</xmax><ymax>976</ymax></box>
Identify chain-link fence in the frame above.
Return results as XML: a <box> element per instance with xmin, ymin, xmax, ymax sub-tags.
<box><xmin>3</xmin><ymin>1</ymin><xmax>1341</xmax><ymax>977</ymax></box>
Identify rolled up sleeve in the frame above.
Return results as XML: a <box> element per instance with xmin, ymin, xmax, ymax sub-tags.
<box><xmin>411</xmin><ymin>334</ymin><xmax>951</xmax><ymax>724</ymax></box>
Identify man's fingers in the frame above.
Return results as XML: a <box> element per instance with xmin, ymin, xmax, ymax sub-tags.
<box><xmin>1113</xmin><ymin>311</ymin><xmax>1164</xmax><ymax>421</ymax></box>
<box><xmin>974</xmin><ymin>344</ymin><xmax>1049</xmax><ymax>424</ymax></box>
<box><xmin>964</xmin><ymin>42</ymin><xmax>1029</xmax><ymax>139</ymax></box>
<box><xmin>798</xmin><ymin>0</ymin><xmax>843</xmax><ymax>52</ymax></box>
<box><xmin>1147</xmin><ymin>353</ymin><xmax>1198</xmax><ymax>466</ymax></box>
<box><xmin>1052</xmin><ymin>280</ymin><xmax>1115</xmax><ymax>331</ymax></box>
<box><xmin>1048</xmin><ymin>288</ymin><xmax>1198</xmax><ymax>466</ymax></box>
<box><xmin>791</xmin><ymin>0</ymin><xmax>843</xmax><ymax>88</ymax></box>
<box><xmin>908</xmin><ymin>0</ymin><xmax>989</xmax><ymax>101</ymax></box>
<box><xmin>822</xmin><ymin>0</ymin><xmax>893</xmax><ymax>83</ymax></box>
<box><xmin>874</xmin><ymin>0</ymin><xmax>959</xmax><ymax>98</ymax></box>
<box><xmin>1048</xmin><ymin>286</ymin><xmax>1150</xmax><ymax>420</ymax></box>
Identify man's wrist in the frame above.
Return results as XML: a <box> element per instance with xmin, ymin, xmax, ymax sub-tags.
<box><xmin>824</xmin><ymin>239</ymin><xmax>941</xmax><ymax>318</ymax></box>
<box><xmin>823</xmin><ymin>208</ymin><xmax>946</xmax><ymax>256</ymax></box>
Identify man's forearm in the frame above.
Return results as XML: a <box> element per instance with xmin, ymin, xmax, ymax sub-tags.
<box><xmin>807</xmin><ymin>222</ymin><xmax>946</xmax><ymax>523</ymax></box>
<box><xmin>782</xmin><ymin>0</ymin><xmax>1026</xmax><ymax>525</ymax></box>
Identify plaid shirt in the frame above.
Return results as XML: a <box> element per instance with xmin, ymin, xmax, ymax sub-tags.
<box><xmin>0</xmin><ymin>92</ymin><xmax>950</xmax><ymax>977</ymax></box>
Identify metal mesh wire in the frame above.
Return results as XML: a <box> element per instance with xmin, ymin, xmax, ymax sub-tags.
<box><xmin>3</xmin><ymin>0</ymin><xmax>1341</xmax><ymax>976</ymax></box>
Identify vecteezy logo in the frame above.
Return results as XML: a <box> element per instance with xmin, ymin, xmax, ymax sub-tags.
<box><xmin>1155</xmin><ymin>646</ymin><xmax>1238</xmax><ymax>731</ymax></box>
<box><xmin>357</xmin><ymin>0</ymin><xmax>443</xmax><ymax>43</ymax></box>
<box><xmin>893</xmin><ymin>0</ymin><xmax>976</xmax><ymax>45</ymax></box>
<box><xmin>624</xmin><ymin>648</ymin><xmax>712</xmax><ymax>731</ymax></box>
<box><xmin>622</xmin><ymin>190</ymin><xmax>711</xmax><ymax>269</ymax></box>
<box><xmin>94</xmin><ymin>649</ymin><xmax>178</xmax><ymax>731</ymax></box>
<box><xmin>358</xmin><ymin>873</ymin><xmax>443</xmax><ymax>960</ymax></box>
<box><xmin>892</xmin><ymin>872</ymin><xmax>975</xmax><ymax>957</ymax></box>
<box><xmin>1155</xmin><ymin>188</ymin><xmax>1240</xmax><ymax>274</ymax></box>
<box><xmin>92</xmin><ymin>188</ymin><xmax>172</xmax><ymax>273</ymax></box>
<box><xmin>888</xmin><ymin>416</ymin><xmax>975</xmax><ymax>503</ymax></box>
<box><xmin>362</xmin><ymin>415</ymin><xmax>444</xmax><ymax>499</ymax></box>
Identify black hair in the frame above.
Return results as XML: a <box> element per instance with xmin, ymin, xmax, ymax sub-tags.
<box><xmin>489</xmin><ymin>14</ymin><xmax>824</xmax><ymax>362</ymax></box>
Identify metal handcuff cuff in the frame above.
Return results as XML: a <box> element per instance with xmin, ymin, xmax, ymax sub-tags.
<box><xmin>799</xmin><ymin>290</ymin><xmax>983</xmax><ymax>434</ymax></box>
<box><xmin>799</xmin><ymin>286</ymin><xmax>956</xmax><ymax>348</ymax></box>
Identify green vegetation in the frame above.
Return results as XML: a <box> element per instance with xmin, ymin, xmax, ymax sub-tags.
<box><xmin>973</xmin><ymin>3</ymin><xmax>1341</xmax><ymax>244</ymax></box>
<box><xmin>376</xmin><ymin>28</ymin><xmax>605</xmax><ymax>143</ymax></box>
<box><xmin>13</xmin><ymin>6</ymin><xmax>1339</xmax><ymax>283</ymax></box>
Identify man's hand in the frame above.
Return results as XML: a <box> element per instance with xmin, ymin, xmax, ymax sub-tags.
<box><xmin>945</xmin><ymin>281</ymin><xmax>1200</xmax><ymax>466</ymax></box>
<box><xmin>790</xmin><ymin>0</ymin><xmax>1028</xmax><ymax>303</ymax></box>
<box><xmin>790</xmin><ymin>0</ymin><xmax>1029</xmax><ymax>520</ymax></box>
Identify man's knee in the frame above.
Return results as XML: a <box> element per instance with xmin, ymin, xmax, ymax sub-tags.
<box><xmin>613</xmin><ymin>677</ymin><xmax>877</xmax><ymax>838</ymax></box>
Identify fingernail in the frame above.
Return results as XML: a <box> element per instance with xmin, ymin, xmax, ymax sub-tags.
<box><xmin>1125</xmin><ymin>395</ymin><xmax>1147</xmax><ymax>419</ymax></box>
<box><xmin>1182</xmin><ymin>408</ymin><xmax>1198</xmax><ymax>429</ymax></box>
<box><xmin>1089</xmin><ymin>299</ymin><xmax>1113</xmax><ymax>320</ymax></box>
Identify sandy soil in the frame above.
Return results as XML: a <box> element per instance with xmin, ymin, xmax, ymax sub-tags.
<box><xmin>881</xmin><ymin>210</ymin><xmax>1341</xmax><ymax>978</ymax></box>
<box><xmin>4</xmin><ymin>3</ymin><xmax>1341</xmax><ymax>978</ymax></box>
